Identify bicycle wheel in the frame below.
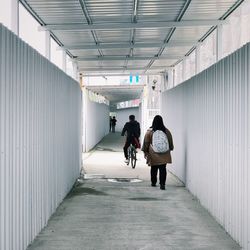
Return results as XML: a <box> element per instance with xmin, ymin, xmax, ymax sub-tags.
<box><xmin>127</xmin><ymin>147</ymin><xmax>130</xmax><ymax>165</ymax></box>
<box><xmin>131</xmin><ymin>147</ymin><xmax>137</xmax><ymax>168</ymax></box>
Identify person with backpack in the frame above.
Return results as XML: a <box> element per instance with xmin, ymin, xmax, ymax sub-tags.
<box><xmin>142</xmin><ymin>115</ymin><xmax>174</xmax><ymax>190</ymax></box>
<box><xmin>121</xmin><ymin>115</ymin><xmax>141</xmax><ymax>163</ymax></box>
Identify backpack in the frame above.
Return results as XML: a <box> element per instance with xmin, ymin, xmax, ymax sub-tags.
<box><xmin>151</xmin><ymin>130</ymin><xmax>169</xmax><ymax>153</ymax></box>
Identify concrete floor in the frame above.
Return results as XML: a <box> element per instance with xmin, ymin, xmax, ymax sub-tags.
<box><xmin>28</xmin><ymin>133</ymin><xmax>241</xmax><ymax>250</ymax></box>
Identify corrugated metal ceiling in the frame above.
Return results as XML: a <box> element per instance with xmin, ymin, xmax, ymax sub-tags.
<box><xmin>21</xmin><ymin>0</ymin><xmax>243</xmax><ymax>75</ymax></box>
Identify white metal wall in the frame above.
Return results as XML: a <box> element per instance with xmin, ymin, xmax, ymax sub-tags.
<box><xmin>0</xmin><ymin>24</ymin><xmax>82</xmax><ymax>250</ymax></box>
<box><xmin>115</xmin><ymin>107</ymin><xmax>140</xmax><ymax>132</ymax></box>
<box><xmin>161</xmin><ymin>43</ymin><xmax>250</xmax><ymax>249</ymax></box>
<box><xmin>82</xmin><ymin>89</ymin><xmax>109</xmax><ymax>152</ymax></box>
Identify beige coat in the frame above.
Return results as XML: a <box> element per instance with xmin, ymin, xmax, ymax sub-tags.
<box><xmin>141</xmin><ymin>128</ymin><xmax>174</xmax><ymax>166</ymax></box>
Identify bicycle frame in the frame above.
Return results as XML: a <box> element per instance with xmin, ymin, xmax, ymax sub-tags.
<box><xmin>127</xmin><ymin>144</ymin><xmax>137</xmax><ymax>168</ymax></box>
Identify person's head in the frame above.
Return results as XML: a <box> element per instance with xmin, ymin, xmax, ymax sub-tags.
<box><xmin>129</xmin><ymin>115</ymin><xmax>135</xmax><ymax>121</ymax></box>
<box><xmin>113</xmin><ymin>116</ymin><xmax>115</xmax><ymax>119</ymax></box>
<box><xmin>151</xmin><ymin>115</ymin><xmax>166</xmax><ymax>132</ymax></box>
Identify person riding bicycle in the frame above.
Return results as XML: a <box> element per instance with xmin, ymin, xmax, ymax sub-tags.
<box><xmin>121</xmin><ymin>115</ymin><xmax>141</xmax><ymax>163</ymax></box>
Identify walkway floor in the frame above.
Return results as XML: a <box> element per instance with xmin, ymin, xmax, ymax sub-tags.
<box><xmin>28</xmin><ymin>133</ymin><xmax>240</xmax><ymax>250</ymax></box>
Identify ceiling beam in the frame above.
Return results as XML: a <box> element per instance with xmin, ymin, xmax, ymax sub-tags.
<box><xmin>39</xmin><ymin>20</ymin><xmax>225</xmax><ymax>31</ymax></box>
<box><xmin>76</xmin><ymin>55</ymin><xmax>179</xmax><ymax>61</ymax></box>
<box><xmin>79</xmin><ymin>66</ymin><xmax>170</xmax><ymax>72</ymax></box>
<box><xmin>129</xmin><ymin>0</ymin><xmax>139</xmax><ymax>58</ymax></box>
<box><xmin>78</xmin><ymin>0</ymin><xmax>103</xmax><ymax>56</ymax></box>
<box><xmin>78</xmin><ymin>0</ymin><xmax>92</xmax><ymax>23</ymax></box>
<box><xmin>82</xmin><ymin>73</ymin><xmax>162</xmax><ymax>77</ymax></box>
<box><xmin>132</xmin><ymin>0</ymin><xmax>139</xmax><ymax>23</ymax></box>
<box><xmin>86</xmin><ymin>85</ymin><xmax>145</xmax><ymax>90</ymax></box>
<box><xmin>145</xmin><ymin>0</ymin><xmax>193</xmax><ymax>72</ymax></box>
<box><xmin>60</xmin><ymin>41</ymin><xmax>197</xmax><ymax>50</ymax></box>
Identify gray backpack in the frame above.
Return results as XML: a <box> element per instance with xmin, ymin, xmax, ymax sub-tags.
<box><xmin>151</xmin><ymin>130</ymin><xmax>169</xmax><ymax>153</ymax></box>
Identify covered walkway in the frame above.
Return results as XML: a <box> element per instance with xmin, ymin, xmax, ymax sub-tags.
<box><xmin>1</xmin><ymin>0</ymin><xmax>250</xmax><ymax>249</ymax></box>
<box><xmin>28</xmin><ymin>133</ymin><xmax>240</xmax><ymax>250</ymax></box>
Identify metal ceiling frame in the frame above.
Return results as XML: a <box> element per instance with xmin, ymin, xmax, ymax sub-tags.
<box><xmin>19</xmin><ymin>0</ymin><xmax>75</xmax><ymax>58</ymax></box>
<box><xmin>76</xmin><ymin>55</ymin><xmax>179</xmax><ymax>61</ymax></box>
<box><xmin>39</xmin><ymin>20</ymin><xmax>225</xmax><ymax>31</ymax></box>
<box><xmin>144</xmin><ymin>0</ymin><xmax>193</xmax><ymax>72</ymax></box>
<box><xmin>86</xmin><ymin>84</ymin><xmax>144</xmax><ymax>90</ymax></box>
<box><xmin>78</xmin><ymin>66</ymin><xmax>171</xmax><ymax>72</ymax></box>
<box><xmin>82</xmin><ymin>73</ymin><xmax>162</xmax><ymax>77</ymax></box>
<box><xmin>60</xmin><ymin>41</ymin><xmax>198</xmax><ymax>50</ymax></box>
<box><xmin>20</xmin><ymin>0</ymin><xmax>244</xmax><ymax>75</ymax></box>
<box><xmin>18</xmin><ymin>0</ymin><xmax>246</xmax><ymax>106</ymax></box>
<box><xmin>85</xmin><ymin>84</ymin><xmax>144</xmax><ymax>103</ymax></box>
<box><xmin>126</xmin><ymin>0</ymin><xmax>139</xmax><ymax>70</ymax></box>
<box><xmin>171</xmin><ymin>0</ymin><xmax>245</xmax><ymax>68</ymax></box>
<box><xmin>78</xmin><ymin>0</ymin><xmax>103</xmax><ymax>57</ymax></box>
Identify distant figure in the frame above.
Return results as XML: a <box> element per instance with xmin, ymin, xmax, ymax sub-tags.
<box><xmin>111</xmin><ymin>116</ymin><xmax>117</xmax><ymax>133</ymax></box>
<box><xmin>142</xmin><ymin>115</ymin><xmax>174</xmax><ymax>190</ymax></box>
<box><xmin>109</xmin><ymin>116</ymin><xmax>112</xmax><ymax>132</ymax></box>
<box><xmin>121</xmin><ymin>115</ymin><xmax>141</xmax><ymax>163</ymax></box>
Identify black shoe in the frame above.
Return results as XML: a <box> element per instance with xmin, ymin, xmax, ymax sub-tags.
<box><xmin>151</xmin><ymin>183</ymin><xmax>156</xmax><ymax>187</ymax></box>
<box><xmin>160</xmin><ymin>185</ymin><xmax>165</xmax><ymax>190</ymax></box>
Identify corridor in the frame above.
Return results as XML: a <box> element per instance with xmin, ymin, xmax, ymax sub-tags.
<box><xmin>28</xmin><ymin>133</ymin><xmax>240</xmax><ymax>250</ymax></box>
<box><xmin>1</xmin><ymin>0</ymin><xmax>250</xmax><ymax>249</ymax></box>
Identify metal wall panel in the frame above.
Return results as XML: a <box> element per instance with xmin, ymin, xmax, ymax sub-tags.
<box><xmin>115</xmin><ymin>107</ymin><xmax>139</xmax><ymax>132</ymax></box>
<box><xmin>161</xmin><ymin>42</ymin><xmax>250</xmax><ymax>249</ymax></box>
<box><xmin>0</xmin><ymin>24</ymin><xmax>82</xmax><ymax>250</ymax></box>
<box><xmin>82</xmin><ymin>89</ymin><xmax>109</xmax><ymax>152</ymax></box>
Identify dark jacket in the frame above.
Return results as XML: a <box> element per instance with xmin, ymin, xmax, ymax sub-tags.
<box><xmin>121</xmin><ymin>120</ymin><xmax>141</xmax><ymax>140</ymax></box>
<box><xmin>111</xmin><ymin>118</ymin><xmax>117</xmax><ymax>126</ymax></box>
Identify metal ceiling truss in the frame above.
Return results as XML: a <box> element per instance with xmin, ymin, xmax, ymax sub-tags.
<box><xmin>78</xmin><ymin>0</ymin><xmax>103</xmax><ymax>56</ymax></box>
<box><xmin>20</xmin><ymin>0</ymin><xmax>244</xmax><ymax>76</ymax></box>
<box><xmin>124</xmin><ymin>0</ymin><xmax>139</xmax><ymax>68</ymax></box>
<box><xmin>39</xmin><ymin>20</ymin><xmax>225</xmax><ymax>31</ymax></box>
<box><xmin>76</xmin><ymin>55</ymin><xmax>179</xmax><ymax>61</ymax></box>
<box><xmin>61</xmin><ymin>41</ymin><xmax>198</xmax><ymax>51</ymax></box>
<box><xmin>145</xmin><ymin>0</ymin><xmax>193</xmax><ymax>72</ymax></box>
<box><xmin>171</xmin><ymin>0</ymin><xmax>245</xmax><ymax>68</ymax></box>
<box><xmin>82</xmin><ymin>73</ymin><xmax>162</xmax><ymax>77</ymax></box>
<box><xmin>86</xmin><ymin>85</ymin><xmax>144</xmax><ymax>90</ymax></box>
<box><xmin>78</xmin><ymin>66</ymin><xmax>170</xmax><ymax>72</ymax></box>
<box><xmin>19</xmin><ymin>0</ymin><xmax>75</xmax><ymax>58</ymax></box>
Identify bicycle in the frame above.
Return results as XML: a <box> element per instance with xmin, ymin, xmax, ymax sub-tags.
<box><xmin>127</xmin><ymin>143</ymin><xmax>137</xmax><ymax>168</ymax></box>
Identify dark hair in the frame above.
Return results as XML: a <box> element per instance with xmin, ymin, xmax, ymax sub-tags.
<box><xmin>151</xmin><ymin>115</ymin><xmax>166</xmax><ymax>133</ymax></box>
<box><xmin>129</xmin><ymin>115</ymin><xmax>135</xmax><ymax>121</ymax></box>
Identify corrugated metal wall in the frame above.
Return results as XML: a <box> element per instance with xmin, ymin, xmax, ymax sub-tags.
<box><xmin>115</xmin><ymin>107</ymin><xmax>139</xmax><ymax>132</ymax></box>
<box><xmin>82</xmin><ymin>89</ymin><xmax>109</xmax><ymax>152</ymax></box>
<box><xmin>161</xmin><ymin>43</ymin><xmax>250</xmax><ymax>249</ymax></box>
<box><xmin>0</xmin><ymin>24</ymin><xmax>82</xmax><ymax>250</ymax></box>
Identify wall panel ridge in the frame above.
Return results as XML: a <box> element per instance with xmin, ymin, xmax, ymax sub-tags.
<box><xmin>115</xmin><ymin>107</ymin><xmax>140</xmax><ymax>132</ymax></box>
<box><xmin>161</xmin><ymin>42</ymin><xmax>250</xmax><ymax>249</ymax></box>
<box><xmin>0</xmin><ymin>24</ymin><xmax>82</xmax><ymax>250</ymax></box>
<box><xmin>82</xmin><ymin>89</ymin><xmax>109</xmax><ymax>152</ymax></box>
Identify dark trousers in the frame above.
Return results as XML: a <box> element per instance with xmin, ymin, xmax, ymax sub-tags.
<box><xmin>123</xmin><ymin>140</ymin><xmax>131</xmax><ymax>159</ymax></box>
<box><xmin>151</xmin><ymin>164</ymin><xmax>167</xmax><ymax>186</ymax></box>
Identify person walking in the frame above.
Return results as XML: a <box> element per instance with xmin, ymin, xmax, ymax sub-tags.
<box><xmin>109</xmin><ymin>116</ymin><xmax>112</xmax><ymax>132</ymax></box>
<box><xmin>142</xmin><ymin>115</ymin><xmax>174</xmax><ymax>190</ymax></box>
<box><xmin>111</xmin><ymin>116</ymin><xmax>117</xmax><ymax>133</ymax></box>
